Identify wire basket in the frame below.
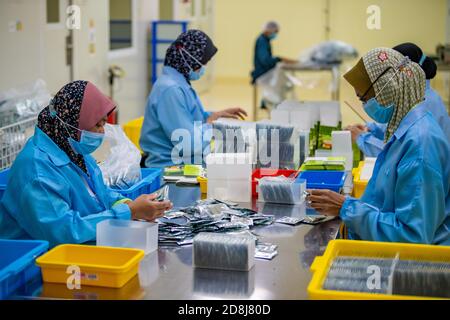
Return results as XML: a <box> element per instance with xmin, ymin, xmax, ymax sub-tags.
<box><xmin>0</xmin><ymin>116</ymin><xmax>37</xmax><ymax>170</ymax></box>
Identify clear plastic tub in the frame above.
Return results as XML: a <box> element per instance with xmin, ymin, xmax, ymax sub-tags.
<box><xmin>96</xmin><ymin>219</ymin><xmax>158</xmax><ymax>255</ymax></box>
<box><xmin>258</xmin><ymin>176</ymin><xmax>306</xmax><ymax>205</ymax></box>
<box><xmin>207</xmin><ymin>178</ymin><xmax>251</xmax><ymax>203</ymax></box>
<box><xmin>206</xmin><ymin>153</ymin><xmax>253</xmax><ymax>180</ymax></box>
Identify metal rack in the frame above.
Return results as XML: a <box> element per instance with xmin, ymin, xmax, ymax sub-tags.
<box><xmin>0</xmin><ymin>116</ymin><xmax>37</xmax><ymax>170</ymax></box>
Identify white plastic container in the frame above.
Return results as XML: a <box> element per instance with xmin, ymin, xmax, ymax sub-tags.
<box><xmin>331</xmin><ymin>131</ymin><xmax>353</xmax><ymax>170</ymax></box>
<box><xmin>207</xmin><ymin>178</ymin><xmax>251</xmax><ymax>203</ymax></box>
<box><xmin>270</xmin><ymin>109</ymin><xmax>290</xmax><ymax>125</ymax></box>
<box><xmin>332</xmin><ymin>131</ymin><xmax>352</xmax><ymax>153</ymax></box>
<box><xmin>206</xmin><ymin>153</ymin><xmax>253</xmax><ymax>180</ymax></box>
<box><xmin>96</xmin><ymin>219</ymin><xmax>158</xmax><ymax>255</ymax></box>
<box><xmin>318</xmin><ymin>101</ymin><xmax>341</xmax><ymax>127</ymax></box>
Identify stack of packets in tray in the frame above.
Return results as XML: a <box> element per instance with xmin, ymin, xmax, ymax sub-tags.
<box><xmin>300</xmin><ymin>157</ymin><xmax>346</xmax><ymax>171</ymax></box>
<box><xmin>158</xmin><ymin>199</ymin><xmax>279</xmax><ymax>259</ymax></box>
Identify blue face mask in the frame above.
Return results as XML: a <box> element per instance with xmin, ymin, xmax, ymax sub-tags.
<box><xmin>179</xmin><ymin>47</ymin><xmax>207</xmax><ymax>81</ymax></box>
<box><xmin>189</xmin><ymin>66</ymin><xmax>206</xmax><ymax>81</ymax></box>
<box><xmin>51</xmin><ymin>109</ymin><xmax>105</xmax><ymax>155</ymax></box>
<box><xmin>69</xmin><ymin>130</ymin><xmax>104</xmax><ymax>155</ymax></box>
<box><xmin>363</xmin><ymin>97</ymin><xmax>395</xmax><ymax>123</ymax></box>
<box><xmin>268</xmin><ymin>32</ymin><xmax>278</xmax><ymax>40</ymax></box>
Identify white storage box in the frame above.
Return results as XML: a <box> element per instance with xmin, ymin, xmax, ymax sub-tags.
<box><xmin>207</xmin><ymin>178</ymin><xmax>251</xmax><ymax>203</ymax></box>
<box><xmin>96</xmin><ymin>219</ymin><xmax>158</xmax><ymax>255</ymax></box>
<box><xmin>206</xmin><ymin>153</ymin><xmax>253</xmax><ymax>180</ymax></box>
<box><xmin>332</xmin><ymin>131</ymin><xmax>352</xmax><ymax>153</ymax></box>
<box><xmin>318</xmin><ymin>101</ymin><xmax>341</xmax><ymax>127</ymax></box>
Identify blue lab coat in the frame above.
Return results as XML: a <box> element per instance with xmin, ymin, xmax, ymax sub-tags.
<box><xmin>251</xmin><ymin>34</ymin><xmax>282</xmax><ymax>84</ymax></box>
<box><xmin>140</xmin><ymin>66</ymin><xmax>212</xmax><ymax>167</ymax></box>
<box><xmin>340</xmin><ymin>105</ymin><xmax>450</xmax><ymax>244</ymax></box>
<box><xmin>0</xmin><ymin>127</ymin><xmax>131</xmax><ymax>247</ymax></box>
<box><xmin>357</xmin><ymin>81</ymin><xmax>450</xmax><ymax>157</ymax></box>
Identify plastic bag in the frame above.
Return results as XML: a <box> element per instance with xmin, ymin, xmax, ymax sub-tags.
<box><xmin>299</xmin><ymin>40</ymin><xmax>358</xmax><ymax>66</ymax></box>
<box><xmin>256</xmin><ymin>64</ymin><xmax>296</xmax><ymax>106</ymax></box>
<box><xmin>0</xmin><ymin>79</ymin><xmax>51</xmax><ymax>127</ymax></box>
<box><xmin>99</xmin><ymin>124</ymin><xmax>142</xmax><ymax>189</ymax></box>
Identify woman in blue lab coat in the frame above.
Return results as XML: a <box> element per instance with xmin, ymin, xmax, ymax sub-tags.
<box><xmin>140</xmin><ymin>30</ymin><xmax>247</xmax><ymax>167</ymax></box>
<box><xmin>308</xmin><ymin>48</ymin><xmax>450</xmax><ymax>245</ymax></box>
<box><xmin>347</xmin><ymin>43</ymin><xmax>450</xmax><ymax>157</ymax></box>
<box><xmin>0</xmin><ymin>81</ymin><xmax>172</xmax><ymax>247</ymax></box>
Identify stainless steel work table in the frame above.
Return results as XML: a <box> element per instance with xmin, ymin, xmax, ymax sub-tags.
<box><xmin>11</xmin><ymin>183</ymin><xmax>340</xmax><ymax>300</ymax></box>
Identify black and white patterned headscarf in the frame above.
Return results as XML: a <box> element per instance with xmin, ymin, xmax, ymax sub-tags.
<box><xmin>37</xmin><ymin>81</ymin><xmax>88</xmax><ymax>173</ymax></box>
<box><xmin>164</xmin><ymin>29</ymin><xmax>218</xmax><ymax>83</ymax></box>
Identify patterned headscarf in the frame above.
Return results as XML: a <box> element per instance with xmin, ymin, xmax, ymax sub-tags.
<box><xmin>164</xmin><ymin>29</ymin><xmax>218</xmax><ymax>82</ymax></box>
<box><xmin>344</xmin><ymin>48</ymin><xmax>426</xmax><ymax>142</ymax></box>
<box><xmin>37</xmin><ymin>81</ymin><xmax>115</xmax><ymax>173</ymax></box>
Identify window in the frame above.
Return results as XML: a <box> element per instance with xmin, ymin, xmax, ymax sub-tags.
<box><xmin>46</xmin><ymin>0</ymin><xmax>60</xmax><ymax>24</ymax></box>
<box><xmin>109</xmin><ymin>0</ymin><xmax>137</xmax><ymax>58</ymax></box>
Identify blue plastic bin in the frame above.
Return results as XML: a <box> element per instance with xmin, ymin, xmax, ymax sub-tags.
<box><xmin>0</xmin><ymin>169</ymin><xmax>10</xmax><ymax>201</ymax></box>
<box><xmin>108</xmin><ymin>168</ymin><xmax>163</xmax><ymax>200</ymax></box>
<box><xmin>0</xmin><ymin>239</ymin><xmax>49</xmax><ymax>299</ymax></box>
<box><xmin>297</xmin><ymin>171</ymin><xmax>346</xmax><ymax>192</ymax></box>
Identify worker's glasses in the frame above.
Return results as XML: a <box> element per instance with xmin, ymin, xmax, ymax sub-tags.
<box><xmin>358</xmin><ymin>66</ymin><xmax>393</xmax><ymax>102</ymax></box>
<box><xmin>358</xmin><ymin>56</ymin><xmax>411</xmax><ymax>102</ymax></box>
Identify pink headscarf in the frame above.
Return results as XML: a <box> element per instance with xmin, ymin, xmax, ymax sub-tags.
<box><xmin>78</xmin><ymin>82</ymin><xmax>116</xmax><ymax>131</ymax></box>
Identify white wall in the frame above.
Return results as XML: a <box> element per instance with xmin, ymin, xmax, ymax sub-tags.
<box><xmin>108</xmin><ymin>0</ymin><xmax>159</xmax><ymax>124</ymax></box>
<box><xmin>0</xmin><ymin>0</ymin><xmax>159</xmax><ymax>125</ymax></box>
<box><xmin>72</xmin><ymin>0</ymin><xmax>110</xmax><ymax>94</ymax></box>
<box><xmin>0</xmin><ymin>0</ymin><xmax>70</xmax><ymax>93</ymax></box>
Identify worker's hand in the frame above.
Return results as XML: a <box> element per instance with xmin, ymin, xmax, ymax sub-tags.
<box><xmin>207</xmin><ymin>108</ymin><xmax>248</xmax><ymax>123</ymax></box>
<box><xmin>306</xmin><ymin>189</ymin><xmax>346</xmax><ymax>217</ymax></box>
<box><xmin>344</xmin><ymin>124</ymin><xmax>367</xmax><ymax>143</ymax></box>
<box><xmin>281</xmin><ymin>57</ymin><xmax>298</xmax><ymax>64</ymax></box>
<box><xmin>127</xmin><ymin>194</ymin><xmax>173</xmax><ymax>222</ymax></box>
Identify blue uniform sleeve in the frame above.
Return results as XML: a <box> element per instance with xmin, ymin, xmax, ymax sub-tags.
<box><xmin>203</xmin><ymin>110</ymin><xmax>212</xmax><ymax>121</ymax></box>
<box><xmin>256</xmin><ymin>39</ymin><xmax>281</xmax><ymax>70</ymax></box>
<box><xmin>356</xmin><ymin>132</ymin><xmax>384</xmax><ymax>157</ymax></box>
<box><xmin>156</xmin><ymin>87</ymin><xmax>210</xmax><ymax>163</ymax></box>
<box><xmin>17</xmin><ymin>177</ymin><xmax>131</xmax><ymax>246</ymax></box>
<box><xmin>108</xmin><ymin>190</ymin><xmax>130</xmax><ymax>206</ymax></box>
<box><xmin>366</xmin><ymin>122</ymin><xmax>387</xmax><ymax>140</ymax></box>
<box><xmin>340</xmin><ymin>160</ymin><xmax>447</xmax><ymax>244</ymax></box>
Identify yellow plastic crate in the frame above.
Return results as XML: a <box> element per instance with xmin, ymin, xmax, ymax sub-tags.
<box><xmin>123</xmin><ymin>117</ymin><xmax>144</xmax><ymax>153</ymax></box>
<box><xmin>352</xmin><ymin>161</ymin><xmax>368</xmax><ymax>198</ymax></box>
<box><xmin>36</xmin><ymin>244</ymin><xmax>144</xmax><ymax>288</ymax></box>
<box><xmin>197</xmin><ymin>176</ymin><xmax>207</xmax><ymax>194</ymax></box>
<box><xmin>308</xmin><ymin>239</ymin><xmax>450</xmax><ymax>300</ymax></box>
<box><xmin>40</xmin><ymin>275</ymin><xmax>145</xmax><ymax>300</ymax></box>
